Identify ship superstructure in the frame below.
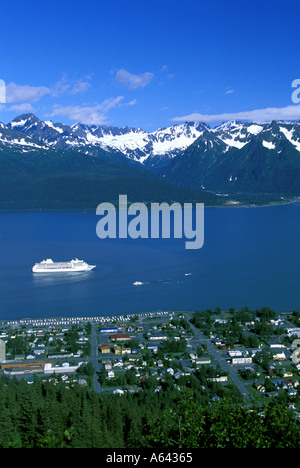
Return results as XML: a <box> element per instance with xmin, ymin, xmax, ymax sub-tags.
<box><xmin>32</xmin><ymin>258</ymin><xmax>96</xmax><ymax>273</ymax></box>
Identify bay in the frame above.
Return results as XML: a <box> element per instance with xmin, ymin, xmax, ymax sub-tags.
<box><xmin>0</xmin><ymin>203</ymin><xmax>300</xmax><ymax>321</ymax></box>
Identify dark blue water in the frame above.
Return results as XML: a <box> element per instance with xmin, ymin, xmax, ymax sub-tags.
<box><xmin>0</xmin><ymin>203</ymin><xmax>300</xmax><ymax>320</ymax></box>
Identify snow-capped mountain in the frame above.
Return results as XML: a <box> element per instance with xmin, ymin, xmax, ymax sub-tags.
<box><xmin>4</xmin><ymin>113</ymin><xmax>300</xmax><ymax>195</ymax></box>
<box><xmin>8</xmin><ymin>114</ymin><xmax>300</xmax><ymax>168</ymax></box>
<box><xmin>7</xmin><ymin>114</ymin><xmax>209</xmax><ymax>166</ymax></box>
<box><xmin>0</xmin><ymin>120</ymin><xmax>51</xmax><ymax>154</ymax></box>
<box><xmin>213</xmin><ymin>120</ymin><xmax>300</xmax><ymax>153</ymax></box>
<box><xmin>163</xmin><ymin>119</ymin><xmax>300</xmax><ymax>194</ymax></box>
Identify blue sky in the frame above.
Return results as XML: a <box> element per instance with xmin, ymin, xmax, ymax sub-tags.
<box><xmin>0</xmin><ymin>0</ymin><xmax>300</xmax><ymax>130</ymax></box>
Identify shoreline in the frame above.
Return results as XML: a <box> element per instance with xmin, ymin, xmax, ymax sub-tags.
<box><xmin>0</xmin><ymin>310</ymin><xmax>179</xmax><ymax>326</ymax></box>
<box><xmin>0</xmin><ymin>196</ymin><xmax>299</xmax><ymax>213</ymax></box>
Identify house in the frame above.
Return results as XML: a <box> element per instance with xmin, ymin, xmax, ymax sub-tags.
<box><xmin>195</xmin><ymin>357</ymin><xmax>212</xmax><ymax>365</ymax></box>
<box><xmin>273</xmin><ymin>352</ymin><xmax>286</xmax><ymax>361</ymax></box>
<box><xmin>212</xmin><ymin>339</ymin><xmax>226</xmax><ymax>347</ymax></box>
<box><xmin>250</xmin><ymin>349</ymin><xmax>262</xmax><ymax>357</ymax></box>
<box><xmin>266</xmin><ymin>391</ymin><xmax>279</xmax><ymax>398</ymax></box>
<box><xmin>228</xmin><ymin>350</ymin><xmax>243</xmax><ymax>357</ymax></box>
<box><xmin>266</xmin><ymin>341</ymin><xmax>286</xmax><ymax>349</ymax></box>
<box><xmin>114</xmin><ymin>345</ymin><xmax>122</xmax><ymax>355</ymax></box>
<box><xmin>148</xmin><ymin>335</ymin><xmax>168</xmax><ymax>341</ymax></box>
<box><xmin>101</xmin><ymin>344</ymin><xmax>110</xmax><ymax>354</ymax></box>
<box><xmin>208</xmin><ymin>376</ymin><xmax>228</xmax><ymax>383</ymax></box>
<box><xmin>113</xmin><ymin>361</ymin><xmax>123</xmax><ymax>368</ymax></box>
<box><xmin>254</xmin><ymin>383</ymin><xmax>265</xmax><ymax>393</ymax></box>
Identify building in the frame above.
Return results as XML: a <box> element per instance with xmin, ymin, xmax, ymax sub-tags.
<box><xmin>273</xmin><ymin>352</ymin><xmax>286</xmax><ymax>361</ymax></box>
<box><xmin>44</xmin><ymin>362</ymin><xmax>82</xmax><ymax>374</ymax></box>
<box><xmin>100</xmin><ymin>327</ymin><xmax>118</xmax><ymax>334</ymax></box>
<box><xmin>228</xmin><ymin>350</ymin><xmax>243</xmax><ymax>357</ymax></box>
<box><xmin>100</xmin><ymin>344</ymin><xmax>110</xmax><ymax>354</ymax></box>
<box><xmin>208</xmin><ymin>376</ymin><xmax>228</xmax><ymax>382</ymax></box>
<box><xmin>231</xmin><ymin>357</ymin><xmax>253</xmax><ymax>365</ymax></box>
<box><xmin>148</xmin><ymin>335</ymin><xmax>168</xmax><ymax>341</ymax></box>
<box><xmin>110</xmin><ymin>333</ymin><xmax>130</xmax><ymax>342</ymax></box>
<box><xmin>2</xmin><ymin>361</ymin><xmax>52</xmax><ymax>375</ymax></box>
<box><xmin>114</xmin><ymin>345</ymin><xmax>122</xmax><ymax>355</ymax></box>
<box><xmin>195</xmin><ymin>357</ymin><xmax>212</xmax><ymax>365</ymax></box>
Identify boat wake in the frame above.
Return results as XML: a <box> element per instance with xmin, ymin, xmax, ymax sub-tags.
<box><xmin>132</xmin><ymin>272</ymin><xmax>193</xmax><ymax>287</ymax></box>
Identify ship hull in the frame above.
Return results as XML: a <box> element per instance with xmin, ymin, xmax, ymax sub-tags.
<box><xmin>32</xmin><ymin>266</ymin><xmax>96</xmax><ymax>273</ymax></box>
<box><xmin>32</xmin><ymin>259</ymin><xmax>96</xmax><ymax>274</ymax></box>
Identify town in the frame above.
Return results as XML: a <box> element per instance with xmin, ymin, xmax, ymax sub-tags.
<box><xmin>0</xmin><ymin>306</ymin><xmax>300</xmax><ymax>416</ymax></box>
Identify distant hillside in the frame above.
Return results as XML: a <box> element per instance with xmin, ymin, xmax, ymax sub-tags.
<box><xmin>2</xmin><ymin>114</ymin><xmax>300</xmax><ymax>209</ymax></box>
<box><xmin>0</xmin><ymin>146</ymin><xmax>221</xmax><ymax>210</ymax></box>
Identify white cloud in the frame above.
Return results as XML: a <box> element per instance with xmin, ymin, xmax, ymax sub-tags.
<box><xmin>51</xmin><ymin>75</ymin><xmax>92</xmax><ymax>97</ymax></box>
<box><xmin>115</xmin><ymin>69</ymin><xmax>154</xmax><ymax>89</ymax></box>
<box><xmin>8</xmin><ymin>103</ymin><xmax>35</xmax><ymax>113</ymax></box>
<box><xmin>6</xmin><ymin>82</ymin><xmax>50</xmax><ymax>104</ymax></box>
<box><xmin>125</xmin><ymin>99</ymin><xmax>138</xmax><ymax>106</ymax></box>
<box><xmin>5</xmin><ymin>75</ymin><xmax>91</xmax><ymax>104</ymax></box>
<box><xmin>171</xmin><ymin>105</ymin><xmax>300</xmax><ymax>124</ymax></box>
<box><xmin>50</xmin><ymin>96</ymin><xmax>125</xmax><ymax>125</ymax></box>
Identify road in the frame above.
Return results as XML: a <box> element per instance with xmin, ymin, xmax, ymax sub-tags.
<box><xmin>91</xmin><ymin>323</ymin><xmax>101</xmax><ymax>393</ymax></box>
<box><xmin>90</xmin><ymin>312</ymin><xmax>251</xmax><ymax>398</ymax></box>
<box><xmin>182</xmin><ymin>313</ymin><xmax>251</xmax><ymax>400</ymax></box>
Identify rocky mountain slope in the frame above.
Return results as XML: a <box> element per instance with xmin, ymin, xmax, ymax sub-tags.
<box><xmin>2</xmin><ymin>113</ymin><xmax>300</xmax><ymax>198</ymax></box>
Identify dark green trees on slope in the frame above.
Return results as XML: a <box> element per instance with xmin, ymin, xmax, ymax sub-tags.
<box><xmin>0</xmin><ymin>376</ymin><xmax>299</xmax><ymax>448</ymax></box>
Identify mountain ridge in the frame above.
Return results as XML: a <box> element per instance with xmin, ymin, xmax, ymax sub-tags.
<box><xmin>6</xmin><ymin>114</ymin><xmax>209</xmax><ymax>167</ymax></box>
<box><xmin>3</xmin><ymin>113</ymin><xmax>300</xmax><ymax>202</ymax></box>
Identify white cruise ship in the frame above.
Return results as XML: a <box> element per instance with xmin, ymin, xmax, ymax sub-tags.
<box><xmin>32</xmin><ymin>258</ymin><xmax>96</xmax><ymax>273</ymax></box>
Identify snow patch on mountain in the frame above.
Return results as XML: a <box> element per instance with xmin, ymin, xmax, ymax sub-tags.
<box><xmin>279</xmin><ymin>126</ymin><xmax>300</xmax><ymax>151</ymax></box>
<box><xmin>220</xmin><ymin>138</ymin><xmax>248</xmax><ymax>149</ymax></box>
<box><xmin>247</xmin><ymin>124</ymin><xmax>264</xmax><ymax>135</ymax></box>
<box><xmin>262</xmin><ymin>140</ymin><xmax>276</xmax><ymax>150</ymax></box>
<box><xmin>44</xmin><ymin>121</ymin><xmax>64</xmax><ymax>134</ymax></box>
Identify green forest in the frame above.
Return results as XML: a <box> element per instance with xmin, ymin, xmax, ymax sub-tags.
<box><xmin>0</xmin><ymin>375</ymin><xmax>299</xmax><ymax>448</ymax></box>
